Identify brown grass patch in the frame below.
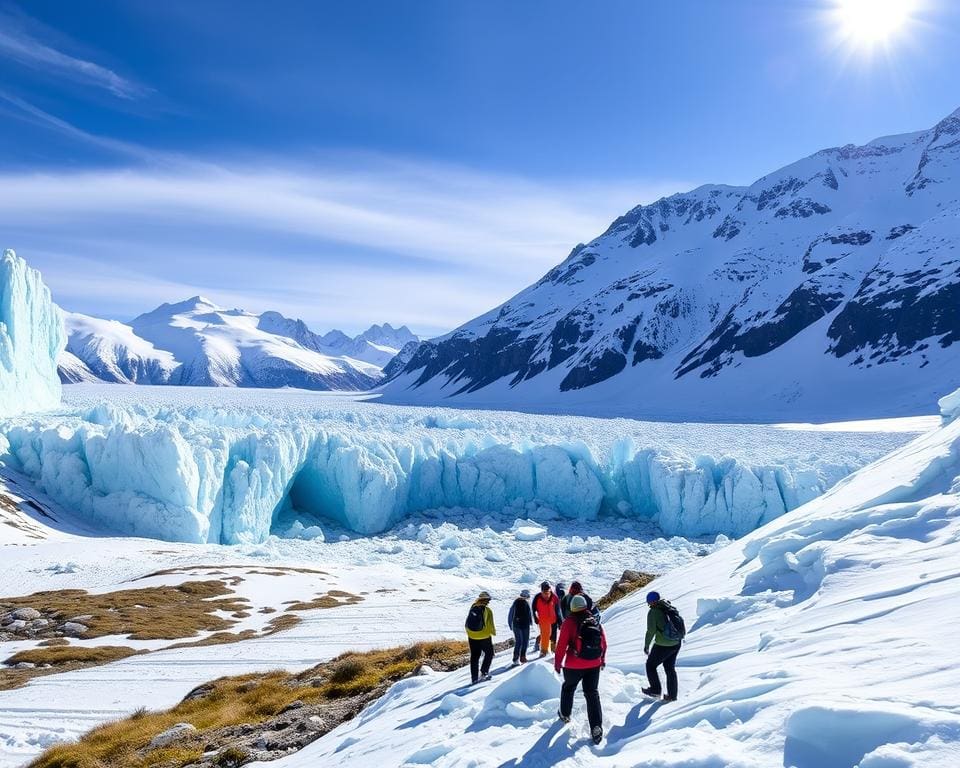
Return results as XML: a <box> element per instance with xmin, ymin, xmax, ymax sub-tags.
<box><xmin>37</xmin><ymin>638</ymin><xmax>70</xmax><ymax>647</ymax></box>
<box><xmin>285</xmin><ymin>590</ymin><xmax>363</xmax><ymax>612</ymax></box>
<box><xmin>596</xmin><ymin>570</ymin><xmax>656</xmax><ymax>611</ymax></box>
<box><xmin>29</xmin><ymin>639</ymin><xmax>469</xmax><ymax>768</ymax></box>
<box><xmin>0</xmin><ymin>580</ymin><xmax>249</xmax><ymax>641</ymax></box>
<box><xmin>0</xmin><ymin>646</ymin><xmax>141</xmax><ymax>691</ymax></box>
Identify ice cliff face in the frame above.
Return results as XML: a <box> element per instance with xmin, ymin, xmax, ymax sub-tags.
<box><xmin>0</xmin><ymin>250</ymin><xmax>64</xmax><ymax>417</ymax></box>
<box><xmin>0</xmin><ymin>388</ymin><xmax>918</xmax><ymax>544</ymax></box>
<box><xmin>384</xmin><ymin>108</ymin><xmax>960</xmax><ymax>421</ymax></box>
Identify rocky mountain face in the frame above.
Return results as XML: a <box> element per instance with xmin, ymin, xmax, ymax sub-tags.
<box><xmin>59</xmin><ymin>299</ymin><xmax>415</xmax><ymax>391</ymax></box>
<box><xmin>382</xmin><ymin>108</ymin><xmax>960</xmax><ymax>420</ymax></box>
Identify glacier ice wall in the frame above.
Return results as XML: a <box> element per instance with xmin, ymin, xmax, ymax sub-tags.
<box><xmin>0</xmin><ymin>390</ymin><xmax>914</xmax><ymax>544</ymax></box>
<box><xmin>0</xmin><ymin>250</ymin><xmax>64</xmax><ymax>417</ymax></box>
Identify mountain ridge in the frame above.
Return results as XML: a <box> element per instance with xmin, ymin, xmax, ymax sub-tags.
<box><xmin>381</xmin><ymin>107</ymin><xmax>960</xmax><ymax>421</ymax></box>
<box><xmin>59</xmin><ymin>298</ymin><xmax>420</xmax><ymax>390</ymax></box>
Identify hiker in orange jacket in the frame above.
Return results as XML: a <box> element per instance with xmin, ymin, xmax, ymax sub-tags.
<box><xmin>532</xmin><ymin>581</ymin><xmax>559</xmax><ymax>656</ymax></box>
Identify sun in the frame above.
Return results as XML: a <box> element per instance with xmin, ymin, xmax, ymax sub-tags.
<box><xmin>831</xmin><ymin>0</ymin><xmax>920</xmax><ymax>50</ymax></box>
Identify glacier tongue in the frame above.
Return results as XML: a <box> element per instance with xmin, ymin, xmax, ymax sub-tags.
<box><xmin>0</xmin><ymin>387</ymin><xmax>923</xmax><ymax>543</ymax></box>
<box><xmin>0</xmin><ymin>250</ymin><xmax>64</xmax><ymax>417</ymax></box>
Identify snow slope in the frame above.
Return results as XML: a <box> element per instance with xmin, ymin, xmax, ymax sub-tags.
<box><xmin>0</xmin><ymin>385</ymin><xmax>930</xmax><ymax>544</ymax></box>
<box><xmin>267</xmin><ymin>395</ymin><xmax>960</xmax><ymax>768</ymax></box>
<box><xmin>0</xmin><ymin>456</ymin><xmax>732</xmax><ymax>766</ymax></box>
<box><xmin>62</xmin><ymin>311</ymin><xmax>178</xmax><ymax>384</ymax></box>
<box><xmin>0</xmin><ymin>250</ymin><xmax>63</xmax><ymax>417</ymax></box>
<box><xmin>383</xmin><ymin>107</ymin><xmax>960</xmax><ymax>422</ymax></box>
<box><xmin>58</xmin><ymin>298</ymin><xmax>414</xmax><ymax>390</ymax></box>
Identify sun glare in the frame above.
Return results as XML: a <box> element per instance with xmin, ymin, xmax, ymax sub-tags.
<box><xmin>831</xmin><ymin>0</ymin><xmax>920</xmax><ymax>50</ymax></box>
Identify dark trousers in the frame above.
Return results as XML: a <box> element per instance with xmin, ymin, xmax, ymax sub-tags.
<box><xmin>469</xmin><ymin>637</ymin><xmax>494</xmax><ymax>682</ymax></box>
<box><xmin>646</xmin><ymin>643</ymin><xmax>680</xmax><ymax>698</ymax></box>
<box><xmin>560</xmin><ymin>666</ymin><xmax>602</xmax><ymax>729</ymax></box>
<box><xmin>512</xmin><ymin>626</ymin><xmax>530</xmax><ymax>662</ymax></box>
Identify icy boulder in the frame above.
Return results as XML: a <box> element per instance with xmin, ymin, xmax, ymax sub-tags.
<box><xmin>0</xmin><ymin>250</ymin><xmax>64</xmax><ymax>417</ymax></box>
<box><xmin>937</xmin><ymin>386</ymin><xmax>960</xmax><ymax>423</ymax></box>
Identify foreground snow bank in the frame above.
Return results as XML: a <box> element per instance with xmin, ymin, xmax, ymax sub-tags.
<box><xmin>265</xmin><ymin>410</ymin><xmax>960</xmax><ymax>767</ymax></box>
<box><xmin>0</xmin><ymin>250</ymin><xmax>64</xmax><ymax>417</ymax></box>
<box><xmin>0</xmin><ymin>386</ymin><xmax>921</xmax><ymax>544</ymax></box>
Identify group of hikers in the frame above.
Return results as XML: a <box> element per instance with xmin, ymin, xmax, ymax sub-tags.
<box><xmin>465</xmin><ymin>580</ymin><xmax>685</xmax><ymax>746</ymax></box>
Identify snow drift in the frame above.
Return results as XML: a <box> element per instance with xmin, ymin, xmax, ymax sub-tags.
<box><xmin>265</xmin><ymin>398</ymin><xmax>960</xmax><ymax>768</ymax></box>
<box><xmin>0</xmin><ymin>386</ymin><xmax>921</xmax><ymax>544</ymax></box>
<box><xmin>0</xmin><ymin>249</ymin><xmax>64</xmax><ymax>418</ymax></box>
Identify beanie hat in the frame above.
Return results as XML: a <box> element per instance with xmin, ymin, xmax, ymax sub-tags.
<box><xmin>478</xmin><ymin>591</ymin><xmax>491</xmax><ymax>601</ymax></box>
<box><xmin>540</xmin><ymin>581</ymin><xmax>550</xmax><ymax>590</ymax></box>
<box><xmin>520</xmin><ymin>589</ymin><xmax>531</xmax><ymax>598</ymax></box>
<box><xmin>569</xmin><ymin>581</ymin><xmax>583</xmax><ymax>595</ymax></box>
<box><xmin>555</xmin><ymin>582</ymin><xmax>566</xmax><ymax>591</ymax></box>
<box><xmin>646</xmin><ymin>591</ymin><xmax>660</xmax><ymax>604</ymax></box>
<box><xmin>570</xmin><ymin>594</ymin><xmax>588</xmax><ymax>613</ymax></box>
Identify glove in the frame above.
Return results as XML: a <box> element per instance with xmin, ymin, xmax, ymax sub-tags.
<box><xmin>601</xmin><ymin>663</ymin><xmax>606</xmax><ymax>670</ymax></box>
<box><xmin>554</xmin><ymin>666</ymin><xmax>561</xmax><ymax>675</ymax></box>
<box><xmin>643</xmin><ymin>647</ymin><xmax>649</xmax><ymax>656</ymax></box>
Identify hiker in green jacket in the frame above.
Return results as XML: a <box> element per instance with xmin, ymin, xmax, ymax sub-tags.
<box><xmin>465</xmin><ymin>590</ymin><xmax>497</xmax><ymax>684</ymax></box>
<box><xmin>641</xmin><ymin>591</ymin><xmax>682</xmax><ymax>702</ymax></box>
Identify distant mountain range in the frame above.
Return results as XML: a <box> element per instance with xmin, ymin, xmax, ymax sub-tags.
<box><xmin>381</xmin><ymin>107</ymin><xmax>960</xmax><ymax>421</ymax></box>
<box><xmin>59</xmin><ymin>296</ymin><xmax>419</xmax><ymax>391</ymax></box>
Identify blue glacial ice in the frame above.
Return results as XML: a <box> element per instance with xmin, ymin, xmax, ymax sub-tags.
<box><xmin>0</xmin><ymin>385</ymin><xmax>925</xmax><ymax>544</ymax></box>
<box><xmin>0</xmin><ymin>250</ymin><xmax>64</xmax><ymax>418</ymax></box>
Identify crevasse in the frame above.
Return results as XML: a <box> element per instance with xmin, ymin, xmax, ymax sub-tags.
<box><xmin>0</xmin><ymin>395</ymin><xmax>890</xmax><ymax>543</ymax></box>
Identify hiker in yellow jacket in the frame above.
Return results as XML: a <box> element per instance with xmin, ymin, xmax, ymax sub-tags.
<box><xmin>465</xmin><ymin>590</ymin><xmax>496</xmax><ymax>683</ymax></box>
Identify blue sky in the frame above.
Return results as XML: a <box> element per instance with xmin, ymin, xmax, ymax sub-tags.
<box><xmin>0</xmin><ymin>0</ymin><xmax>958</xmax><ymax>335</ymax></box>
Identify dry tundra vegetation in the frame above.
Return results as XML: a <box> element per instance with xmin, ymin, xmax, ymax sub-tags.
<box><xmin>0</xmin><ymin>573</ymin><xmax>363</xmax><ymax>690</ymax></box>
<box><xmin>25</xmin><ymin>570</ymin><xmax>655</xmax><ymax>768</ymax></box>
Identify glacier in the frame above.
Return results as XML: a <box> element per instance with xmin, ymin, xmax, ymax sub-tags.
<box><xmin>0</xmin><ymin>250</ymin><xmax>64</xmax><ymax>418</ymax></box>
<box><xmin>0</xmin><ymin>384</ymin><xmax>926</xmax><ymax>544</ymax></box>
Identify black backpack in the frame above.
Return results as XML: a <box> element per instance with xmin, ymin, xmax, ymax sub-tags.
<box><xmin>573</xmin><ymin>615</ymin><xmax>603</xmax><ymax>660</ymax></box>
<box><xmin>513</xmin><ymin>598</ymin><xmax>532</xmax><ymax>625</ymax></box>
<box><xmin>465</xmin><ymin>604</ymin><xmax>486</xmax><ymax>632</ymax></box>
<box><xmin>661</xmin><ymin>601</ymin><xmax>686</xmax><ymax>641</ymax></box>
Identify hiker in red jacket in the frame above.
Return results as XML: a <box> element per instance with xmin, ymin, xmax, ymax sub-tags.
<box><xmin>555</xmin><ymin>594</ymin><xmax>607</xmax><ymax>744</ymax></box>
<box><xmin>532</xmin><ymin>581</ymin><xmax>560</xmax><ymax>656</ymax></box>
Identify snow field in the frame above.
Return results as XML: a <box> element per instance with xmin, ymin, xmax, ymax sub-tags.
<box><xmin>0</xmin><ymin>385</ymin><xmax>928</xmax><ymax>545</ymax></box>
<box><xmin>260</xmin><ymin>408</ymin><xmax>960</xmax><ymax>767</ymax></box>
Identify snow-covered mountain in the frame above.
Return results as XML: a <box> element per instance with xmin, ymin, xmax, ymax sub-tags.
<box><xmin>58</xmin><ymin>299</ymin><xmax>418</xmax><ymax>390</ymax></box>
<box><xmin>383</xmin><ymin>108</ymin><xmax>960</xmax><ymax>421</ymax></box>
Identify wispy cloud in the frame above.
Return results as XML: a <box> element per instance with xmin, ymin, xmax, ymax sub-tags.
<box><xmin>0</xmin><ymin>90</ymin><xmax>155</xmax><ymax>160</ymax></box>
<box><xmin>0</xmin><ymin>12</ymin><xmax>146</xmax><ymax>99</ymax></box>
<box><xmin>0</xmin><ymin>160</ymin><xmax>692</xmax><ymax>334</ymax></box>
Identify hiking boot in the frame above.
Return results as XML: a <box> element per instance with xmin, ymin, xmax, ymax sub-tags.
<box><xmin>520</xmin><ymin>656</ymin><xmax>528</xmax><ymax>664</ymax></box>
<box><xmin>662</xmin><ymin>695</ymin><xmax>677</xmax><ymax>702</ymax></box>
<box><xmin>479</xmin><ymin>673</ymin><xmax>492</xmax><ymax>682</ymax></box>
<box><xmin>641</xmin><ymin>687</ymin><xmax>661</xmax><ymax>698</ymax></box>
<box><xmin>557</xmin><ymin>710</ymin><xmax>570</xmax><ymax>724</ymax></box>
<box><xmin>511</xmin><ymin>661</ymin><xmax>520</xmax><ymax>667</ymax></box>
<box><xmin>591</xmin><ymin>726</ymin><xmax>603</xmax><ymax>744</ymax></box>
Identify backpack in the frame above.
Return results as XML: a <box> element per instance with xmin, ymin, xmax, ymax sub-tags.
<box><xmin>465</xmin><ymin>604</ymin><xmax>486</xmax><ymax>632</ymax></box>
<box><xmin>573</xmin><ymin>616</ymin><xmax>603</xmax><ymax>661</ymax></box>
<box><xmin>661</xmin><ymin>602</ymin><xmax>686</xmax><ymax>642</ymax></box>
<box><xmin>513</xmin><ymin>598</ymin><xmax>532</xmax><ymax>626</ymax></box>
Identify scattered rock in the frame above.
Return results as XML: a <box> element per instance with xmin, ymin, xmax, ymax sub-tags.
<box><xmin>149</xmin><ymin>722</ymin><xmax>197</xmax><ymax>749</ymax></box>
<box><xmin>6</xmin><ymin>620</ymin><xmax>27</xmax><ymax>632</ymax></box>
<box><xmin>14</xmin><ymin>662</ymin><xmax>35</xmax><ymax>669</ymax></box>
<box><xmin>620</xmin><ymin>569</ymin><xmax>643</xmax><ymax>582</ymax></box>
<box><xmin>280</xmin><ymin>700</ymin><xmax>304</xmax><ymax>714</ymax></box>
<box><xmin>11</xmin><ymin>607</ymin><xmax>41</xmax><ymax>621</ymax></box>
<box><xmin>68</xmin><ymin>614</ymin><xmax>94</xmax><ymax>623</ymax></box>
<box><xmin>62</xmin><ymin>622</ymin><xmax>88</xmax><ymax>637</ymax></box>
<box><xmin>29</xmin><ymin>618</ymin><xmax>50</xmax><ymax>629</ymax></box>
